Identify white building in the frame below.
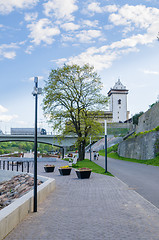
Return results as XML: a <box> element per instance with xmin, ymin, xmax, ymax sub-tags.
<box><xmin>107</xmin><ymin>79</ymin><xmax>129</xmax><ymax>122</ymax></box>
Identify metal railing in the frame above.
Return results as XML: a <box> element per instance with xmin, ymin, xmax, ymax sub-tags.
<box><xmin>0</xmin><ymin>160</ymin><xmax>32</xmax><ymax>173</ymax></box>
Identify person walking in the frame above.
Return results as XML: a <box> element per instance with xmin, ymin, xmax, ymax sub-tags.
<box><xmin>96</xmin><ymin>152</ymin><xmax>99</xmax><ymax>160</ymax></box>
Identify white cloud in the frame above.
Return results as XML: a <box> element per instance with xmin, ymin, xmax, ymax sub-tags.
<box><xmin>68</xmin><ymin>48</ymin><xmax>117</xmax><ymax>70</ymax></box>
<box><xmin>109</xmin><ymin>4</ymin><xmax>159</xmax><ymax>30</ymax></box>
<box><xmin>87</xmin><ymin>2</ymin><xmax>103</xmax><ymax>13</ymax></box>
<box><xmin>81</xmin><ymin>20</ymin><xmax>99</xmax><ymax>28</ymax></box>
<box><xmin>0</xmin><ymin>0</ymin><xmax>39</xmax><ymax>15</ymax></box>
<box><xmin>0</xmin><ymin>105</ymin><xmax>18</xmax><ymax>122</ymax></box>
<box><xmin>0</xmin><ymin>105</ymin><xmax>8</xmax><ymax>113</ymax></box>
<box><xmin>105</xmin><ymin>5</ymin><xmax>118</xmax><ymax>13</ymax></box>
<box><xmin>24</xmin><ymin>12</ymin><xmax>38</xmax><ymax>22</ymax></box>
<box><xmin>143</xmin><ymin>70</ymin><xmax>159</xmax><ymax>75</ymax></box>
<box><xmin>0</xmin><ymin>43</ymin><xmax>20</xmax><ymax>60</ymax></box>
<box><xmin>25</xmin><ymin>45</ymin><xmax>34</xmax><ymax>54</ymax></box>
<box><xmin>61</xmin><ymin>22</ymin><xmax>80</xmax><ymax>31</ymax></box>
<box><xmin>43</xmin><ymin>0</ymin><xmax>78</xmax><ymax>21</ymax></box>
<box><xmin>56</xmin><ymin>2</ymin><xmax>159</xmax><ymax>72</ymax></box>
<box><xmin>0</xmin><ymin>114</ymin><xmax>18</xmax><ymax>122</ymax></box>
<box><xmin>3</xmin><ymin>51</ymin><xmax>16</xmax><ymax>59</ymax></box>
<box><xmin>27</xmin><ymin>18</ymin><xmax>60</xmax><ymax>45</ymax></box>
<box><xmin>76</xmin><ymin>30</ymin><xmax>102</xmax><ymax>43</ymax></box>
<box><xmin>87</xmin><ymin>3</ymin><xmax>118</xmax><ymax>15</ymax></box>
<box><xmin>55</xmin><ymin>58</ymin><xmax>67</xmax><ymax>66</ymax></box>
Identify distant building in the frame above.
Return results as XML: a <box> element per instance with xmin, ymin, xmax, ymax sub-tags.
<box><xmin>107</xmin><ymin>79</ymin><xmax>129</xmax><ymax>122</ymax></box>
<box><xmin>11</xmin><ymin>128</ymin><xmax>47</xmax><ymax>135</ymax></box>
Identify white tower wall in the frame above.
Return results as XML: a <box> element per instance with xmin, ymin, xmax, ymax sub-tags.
<box><xmin>108</xmin><ymin>79</ymin><xmax>128</xmax><ymax>122</ymax></box>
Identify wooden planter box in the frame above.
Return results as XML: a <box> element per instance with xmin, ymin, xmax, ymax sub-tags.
<box><xmin>58</xmin><ymin>168</ymin><xmax>72</xmax><ymax>175</ymax></box>
<box><xmin>75</xmin><ymin>168</ymin><xmax>92</xmax><ymax>179</ymax></box>
<box><xmin>44</xmin><ymin>166</ymin><xmax>55</xmax><ymax>172</ymax></box>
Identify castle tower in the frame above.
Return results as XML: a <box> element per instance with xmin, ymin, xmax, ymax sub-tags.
<box><xmin>108</xmin><ymin>79</ymin><xmax>129</xmax><ymax>122</ymax></box>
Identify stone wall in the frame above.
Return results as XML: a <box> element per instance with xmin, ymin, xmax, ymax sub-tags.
<box><xmin>107</xmin><ymin>122</ymin><xmax>132</xmax><ymax>129</ymax></box>
<box><xmin>136</xmin><ymin>102</ymin><xmax>159</xmax><ymax>133</ymax></box>
<box><xmin>117</xmin><ymin>131</ymin><xmax>159</xmax><ymax>160</ymax></box>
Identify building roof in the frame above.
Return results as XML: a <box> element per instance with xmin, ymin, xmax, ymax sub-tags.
<box><xmin>113</xmin><ymin>79</ymin><xmax>126</xmax><ymax>90</ymax></box>
<box><xmin>107</xmin><ymin>79</ymin><xmax>128</xmax><ymax>96</ymax></box>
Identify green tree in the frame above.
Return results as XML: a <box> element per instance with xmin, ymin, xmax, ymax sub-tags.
<box><xmin>43</xmin><ymin>64</ymin><xmax>108</xmax><ymax>160</ymax></box>
<box><xmin>132</xmin><ymin>111</ymin><xmax>144</xmax><ymax>125</ymax></box>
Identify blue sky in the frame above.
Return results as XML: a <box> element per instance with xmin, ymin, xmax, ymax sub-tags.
<box><xmin>0</xmin><ymin>0</ymin><xmax>159</xmax><ymax>133</ymax></box>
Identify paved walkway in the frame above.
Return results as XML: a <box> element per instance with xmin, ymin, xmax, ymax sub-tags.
<box><xmin>4</xmin><ymin>158</ymin><xmax>159</xmax><ymax>240</ymax></box>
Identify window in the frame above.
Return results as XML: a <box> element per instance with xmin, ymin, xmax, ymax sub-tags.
<box><xmin>118</xmin><ymin>99</ymin><xmax>121</xmax><ymax>104</ymax></box>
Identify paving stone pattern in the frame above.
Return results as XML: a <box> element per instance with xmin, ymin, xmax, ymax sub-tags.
<box><xmin>4</xmin><ymin>159</ymin><xmax>159</xmax><ymax>240</ymax></box>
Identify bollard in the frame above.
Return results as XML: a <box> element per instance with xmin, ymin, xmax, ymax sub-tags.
<box><xmin>17</xmin><ymin>162</ymin><xmax>18</xmax><ymax>171</ymax></box>
<box><xmin>0</xmin><ymin>160</ymin><xmax>1</xmax><ymax>169</ymax></box>
<box><xmin>12</xmin><ymin>161</ymin><xmax>14</xmax><ymax>171</ymax></box>
<box><xmin>3</xmin><ymin>161</ymin><xmax>5</xmax><ymax>170</ymax></box>
<box><xmin>22</xmin><ymin>162</ymin><xmax>23</xmax><ymax>172</ymax></box>
<box><xmin>27</xmin><ymin>161</ymin><xmax>29</xmax><ymax>173</ymax></box>
<box><xmin>7</xmin><ymin>161</ymin><xmax>9</xmax><ymax>170</ymax></box>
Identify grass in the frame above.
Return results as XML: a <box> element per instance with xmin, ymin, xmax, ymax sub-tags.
<box><xmin>63</xmin><ymin>158</ymin><xmax>113</xmax><ymax>176</ymax></box>
<box><xmin>107</xmin><ymin>128</ymin><xmax>129</xmax><ymax>137</ymax></box>
<box><xmin>99</xmin><ymin>148</ymin><xmax>159</xmax><ymax>167</ymax></box>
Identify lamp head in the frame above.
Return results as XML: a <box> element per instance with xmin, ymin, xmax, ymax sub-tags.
<box><xmin>34</xmin><ymin>77</ymin><xmax>38</xmax><ymax>83</ymax></box>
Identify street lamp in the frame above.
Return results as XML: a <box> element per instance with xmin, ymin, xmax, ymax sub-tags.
<box><xmin>32</xmin><ymin>77</ymin><xmax>42</xmax><ymax>212</ymax></box>
<box><xmin>105</xmin><ymin>120</ymin><xmax>107</xmax><ymax>173</ymax></box>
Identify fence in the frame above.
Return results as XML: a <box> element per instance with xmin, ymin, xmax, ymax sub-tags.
<box><xmin>0</xmin><ymin>160</ymin><xmax>32</xmax><ymax>173</ymax></box>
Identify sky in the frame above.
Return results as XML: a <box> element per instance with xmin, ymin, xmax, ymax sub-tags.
<box><xmin>0</xmin><ymin>0</ymin><xmax>159</xmax><ymax>133</ymax></box>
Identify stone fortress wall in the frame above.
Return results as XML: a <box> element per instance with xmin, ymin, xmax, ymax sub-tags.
<box><xmin>136</xmin><ymin>102</ymin><xmax>159</xmax><ymax>133</ymax></box>
<box><xmin>118</xmin><ymin>102</ymin><xmax>159</xmax><ymax>160</ymax></box>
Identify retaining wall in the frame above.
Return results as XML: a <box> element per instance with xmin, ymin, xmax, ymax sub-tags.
<box><xmin>0</xmin><ymin>175</ymin><xmax>55</xmax><ymax>240</ymax></box>
<box><xmin>136</xmin><ymin>102</ymin><xmax>159</xmax><ymax>133</ymax></box>
<box><xmin>118</xmin><ymin>132</ymin><xmax>159</xmax><ymax>160</ymax></box>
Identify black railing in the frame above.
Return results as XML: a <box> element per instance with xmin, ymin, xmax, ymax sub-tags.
<box><xmin>0</xmin><ymin>160</ymin><xmax>32</xmax><ymax>173</ymax></box>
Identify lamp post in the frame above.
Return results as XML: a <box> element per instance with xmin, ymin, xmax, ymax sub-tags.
<box><xmin>90</xmin><ymin>136</ymin><xmax>91</xmax><ymax>161</ymax></box>
<box><xmin>32</xmin><ymin>77</ymin><xmax>42</xmax><ymax>212</ymax></box>
<box><xmin>105</xmin><ymin>120</ymin><xmax>107</xmax><ymax>173</ymax></box>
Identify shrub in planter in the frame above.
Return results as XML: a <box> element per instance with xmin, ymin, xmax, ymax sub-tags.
<box><xmin>58</xmin><ymin>166</ymin><xmax>72</xmax><ymax>175</ymax></box>
<box><xmin>75</xmin><ymin>168</ymin><xmax>92</xmax><ymax>179</ymax></box>
<box><xmin>44</xmin><ymin>164</ymin><xmax>55</xmax><ymax>172</ymax></box>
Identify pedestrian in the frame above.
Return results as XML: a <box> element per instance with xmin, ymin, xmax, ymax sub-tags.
<box><xmin>94</xmin><ymin>151</ymin><xmax>96</xmax><ymax>160</ymax></box>
<box><xmin>96</xmin><ymin>152</ymin><xmax>99</xmax><ymax>160</ymax></box>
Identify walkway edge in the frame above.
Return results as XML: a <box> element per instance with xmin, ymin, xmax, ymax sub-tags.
<box><xmin>0</xmin><ymin>175</ymin><xmax>55</xmax><ymax>240</ymax></box>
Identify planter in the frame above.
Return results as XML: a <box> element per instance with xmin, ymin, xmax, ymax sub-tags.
<box><xmin>44</xmin><ymin>165</ymin><xmax>55</xmax><ymax>172</ymax></box>
<box><xmin>58</xmin><ymin>167</ymin><xmax>72</xmax><ymax>175</ymax></box>
<box><xmin>75</xmin><ymin>168</ymin><xmax>92</xmax><ymax>179</ymax></box>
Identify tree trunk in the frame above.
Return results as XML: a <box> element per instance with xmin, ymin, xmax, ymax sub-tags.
<box><xmin>78</xmin><ymin>141</ymin><xmax>85</xmax><ymax>161</ymax></box>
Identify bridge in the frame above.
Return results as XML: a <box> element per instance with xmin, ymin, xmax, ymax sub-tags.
<box><xmin>0</xmin><ymin>134</ymin><xmax>78</xmax><ymax>148</ymax></box>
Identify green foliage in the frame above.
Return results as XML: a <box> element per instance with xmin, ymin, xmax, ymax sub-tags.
<box><xmin>72</xmin><ymin>159</ymin><xmax>113</xmax><ymax>176</ymax></box>
<box><xmin>128</xmin><ymin>125</ymin><xmax>159</xmax><ymax>139</ymax></box>
<box><xmin>108</xmin><ymin>152</ymin><xmax>159</xmax><ymax>167</ymax></box>
<box><xmin>43</xmin><ymin>64</ymin><xmax>108</xmax><ymax>160</ymax></box>
<box><xmin>149</xmin><ymin>101</ymin><xmax>159</xmax><ymax>109</ymax></box>
<box><xmin>107</xmin><ymin>128</ymin><xmax>129</xmax><ymax>137</ymax></box>
<box><xmin>99</xmin><ymin>144</ymin><xmax>118</xmax><ymax>156</ymax></box>
<box><xmin>0</xmin><ymin>149</ymin><xmax>4</xmax><ymax>154</ymax></box>
<box><xmin>132</xmin><ymin>111</ymin><xmax>144</xmax><ymax>125</ymax></box>
<box><xmin>155</xmin><ymin>126</ymin><xmax>159</xmax><ymax>131</ymax></box>
<box><xmin>0</xmin><ymin>141</ymin><xmax>54</xmax><ymax>154</ymax></box>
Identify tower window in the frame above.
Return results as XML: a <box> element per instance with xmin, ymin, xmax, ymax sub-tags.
<box><xmin>118</xmin><ymin>99</ymin><xmax>121</xmax><ymax>104</ymax></box>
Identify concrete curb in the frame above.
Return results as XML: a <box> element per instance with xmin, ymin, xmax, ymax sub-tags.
<box><xmin>0</xmin><ymin>175</ymin><xmax>55</xmax><ymax>240</ymax></box>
